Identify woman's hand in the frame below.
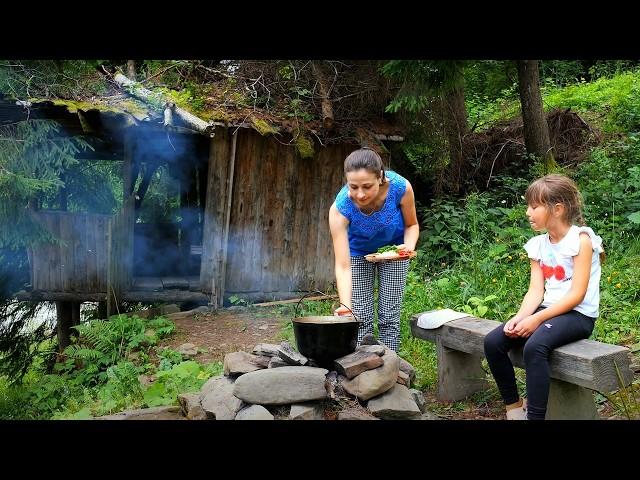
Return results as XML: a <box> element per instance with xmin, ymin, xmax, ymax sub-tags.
<box><xmin>395</xmin><ymin>243</ymin><xmax>415</xmax><ymax>253</ymax></box>
<box><xmin>334</xmin><ymin>305</ymin><xmax>352</xmax><ymax>316</ymax></box>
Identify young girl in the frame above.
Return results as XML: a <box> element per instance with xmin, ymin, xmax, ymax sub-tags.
<box><xmin>483</xmin><ymin>174</ymin><xmax>604</xmax><ymax>420</ymax></box>
<box><xmin>329</xmin><ymin>147</ymin><xmax>419</xmax><ymax>352</ymax></box>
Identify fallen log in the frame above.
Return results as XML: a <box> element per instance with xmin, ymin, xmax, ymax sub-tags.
<box><xmin>112</xmin><ymin>72</ymin><xmax>215</xmax><ymax>137</ymax></box>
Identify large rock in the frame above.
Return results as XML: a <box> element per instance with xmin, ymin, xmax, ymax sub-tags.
<box><xmin>253</xmin><ymin>343</ymin><xmax>281</xmax><ymax>357</ymax></box>
<box><xmin>199</xmin><ymin>375</ymin><xmax>244</xmax><ymax>420</ymax></box>
<box><xmin>235</xmin><ymin>405</ymin><xmax>274</xmax><ymax>420</ymax></box>
<box><xmin>356</xmin><ymin>345</ymin><xmax>386</xmax><ymax>356</ymax></box>
<box><xmin>277</xmin><ymin>341</ymin><xmax>308</xmax><ymax>366</ymax></box>
<box><xmin>334</xmin><ymin>350</ymin><xmax>384</xmax><ymax>379</ymax></box>
<box><xmin>367</xmin><ymin>384</ymin><xmax>421</xmax><ymax>419</ymax></box>
<box><xmin>337</xmin><ymin>408</ymin><xmax>380</xmax><ymax>420</ymax></box>
<box><xmin>96</xmin><ymin>406</ymin><xmax>183</xmax><ymax>420</ymax></box>
<box><xmin>268</xmin><ymin>356</ymin><xmax>288</xmax><ymax>368</ymax></box>
<box><xmin>409</xmin><ymin>389</ymin><xmax>427</xmax><ymax>414</ymax></box>
<box><xmin>290</xmin><ymin>402</ymin><xmax>325</xmax><ymax>420</ymax></box>
<box><xmin>223</xmin><ymin>351</ymin><xmax>266</xmax><ymax>376</ymax></box>
<box><xmin>176</xmin><ymin>343</ymin><xmax>199</xmax><ymax>358</ymax></box>
<box><xmin>397</xmin><ymin>370</ymin><xmax>411</xmax><ymax>386</ymax></box>
<box><xmin>360</xmin><ymin>333</ymin><xmax>381</xmax><ymax>346</ymax></box>
<box><xmin>340</xmin><ymin>350</ymin><xmax>400</xmax><ymax>401</ymax></box>
<box><xmin>233</xmin><ymin>366</ymin><xmax>328</xmax><ymax>405</ymax></box>
<box><xmin>177</xmin><ymin>392</ymin><xmax>207</xmax><ymax>420</ymax></box>
<box><xmin>398</xmin><ymin>358</ymin><xmax>416</xmax><ymax>387</ymax></box>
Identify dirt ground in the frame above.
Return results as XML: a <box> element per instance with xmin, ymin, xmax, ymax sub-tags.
<box><xmin>160</xmin><ymin>306</ymin><xmax>287</xmax><ymax>364</ymax></box>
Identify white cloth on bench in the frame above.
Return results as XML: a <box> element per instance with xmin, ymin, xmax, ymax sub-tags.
<box><xmin>417</xmin><ymin>309</ymin><xmax>470</xmax><ymax>329</ymax></box>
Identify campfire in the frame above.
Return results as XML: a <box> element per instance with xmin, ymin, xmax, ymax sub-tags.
<box><xmin>178</xmin><ymin>335</ymin><xmax>430</xmax><ymax>420</ymax></box>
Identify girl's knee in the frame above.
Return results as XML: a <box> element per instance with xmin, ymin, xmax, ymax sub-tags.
<box><xmin>523</xmin><ymin>339</ymin><xmax>550</xmax><ymax>363</ymax></box>
<box><xmin>484</xmin><ymin>327</ymin><xmax>505</xmax><ymax>353</ymax></box>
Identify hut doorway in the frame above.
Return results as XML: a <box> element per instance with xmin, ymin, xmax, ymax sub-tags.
<box><xmin>129</xmin><ymin>130</ymin><xmax>209</xmax><ymax>293</ymax></box>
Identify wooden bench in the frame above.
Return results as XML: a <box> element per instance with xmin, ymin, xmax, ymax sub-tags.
<box><xmin>410</xmin><ymin>312</ymin><xmax>635</xmax><ymax>420</ymax></box>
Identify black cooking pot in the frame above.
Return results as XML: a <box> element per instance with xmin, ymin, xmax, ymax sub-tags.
<box><xmin>293</xmin><ymin>316</ymin><xmax>360</xmax><ymax>366</ymax></box>
<box><xmin>292</xmin><ymin>291</ymin><xmax>361</xmax><ymax>367</ymax></box>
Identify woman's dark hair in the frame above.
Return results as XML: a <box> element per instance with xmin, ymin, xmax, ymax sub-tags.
<box><xmin>344</xmin><ymin>147</ymin><xmax>384</xmax><ymax>181</ymax></box>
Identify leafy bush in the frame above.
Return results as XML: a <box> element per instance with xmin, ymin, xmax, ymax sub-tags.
<box><xmin>143</xmin><ymin>361</ymin><xmax>222</xmax><ymax>407</ymax></box>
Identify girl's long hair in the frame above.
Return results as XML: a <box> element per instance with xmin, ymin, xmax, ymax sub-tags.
<box><xmin>525</xmin><ymin>174</ymin><xmax>606</xmax><ymax>263</ymax></box>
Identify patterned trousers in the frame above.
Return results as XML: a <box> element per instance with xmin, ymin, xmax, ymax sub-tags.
<box><xmin>350</xmin><ymin>256</ymin><xmax>410</xmax><ymax>352</ymax></box>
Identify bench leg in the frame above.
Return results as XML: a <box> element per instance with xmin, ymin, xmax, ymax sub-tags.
<box><xmin>545</xmin><ymin>378</ymin><xmax>599</xmax><ymax>420</ymax></box>
<box><xmin>436</xmin><ymin>338</ymin><xmax>490</xmax><ymax>402</ymax></box>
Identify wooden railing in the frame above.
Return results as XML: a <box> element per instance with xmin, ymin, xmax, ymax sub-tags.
<box><xmin>29</xmin><ymin>211</ymin><xmax>110</xmax><ymax>293</ymax></box>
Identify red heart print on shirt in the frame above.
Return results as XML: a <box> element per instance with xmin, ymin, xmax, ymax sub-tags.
<box><xmin>541</xmin><ymin>263</ymin><xmax>554</xmax><ymax>279</ymax></box>
<box><xmin>553</xmin><ymin>265</ymin><xmax>566</xmax><ymax>280</ymax></box>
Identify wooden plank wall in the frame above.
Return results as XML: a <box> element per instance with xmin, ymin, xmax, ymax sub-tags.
<box><xmin>30</xmin><ymin>211</ymin><xmax>110</xmax><ymax>292</ymax></box>
<box><xmin>107</xmin><ymin>194</ymin><xmax>135</xmax><ymax>300</ymax></box>
<box><xmin>202</xmin><ymin>128</ymin><xmax>356</xmax><ymax>299</ymax></box>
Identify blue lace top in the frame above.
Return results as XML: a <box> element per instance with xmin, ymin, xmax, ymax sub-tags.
<box><xmin>335</xmin><ymin>170</ymin><xmax>407</xmax><ymax>256</ymax></box>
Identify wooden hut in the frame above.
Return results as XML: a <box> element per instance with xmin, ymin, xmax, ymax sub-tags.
<box><xmin>4</xmin><ymin>86</ymin><xmax>403</xmax><ymax>315</ymax></box>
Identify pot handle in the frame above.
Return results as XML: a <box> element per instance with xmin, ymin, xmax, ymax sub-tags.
<box><xmin>293</xmin><ymin>290</ymin><xmax>360</xmax><ymax>323</ymax></box>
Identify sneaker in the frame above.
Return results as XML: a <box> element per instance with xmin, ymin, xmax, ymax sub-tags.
<box><xmin>506</xmin><ymin>398</ymin><xmax>527</xmax><ymax>420</ymax></box>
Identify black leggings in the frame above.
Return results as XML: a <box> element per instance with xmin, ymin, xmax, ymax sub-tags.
<box><xmin>483</xmin><ymin>308</ymin><xmax>595</xmax><ymax>420</ymax></box>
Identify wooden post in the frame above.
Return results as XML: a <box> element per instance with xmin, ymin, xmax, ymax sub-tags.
<box><xmin>123</xmin><ymin>130</ymin><xmax>135</xmax><ymax>199</ymax></box>
<box><xmin>436</xmin><ymin>337</ymin><xmax>489</xmax><ymax>402</ymax></box>
<box><xmin>71</xmin><ymin>302</ymin><xmax>81</xmax><ymax>329</ymax></box>
<box><xmin>106</xmin><ymin>221</ymin><xmax>112</xmax><ymax>318</ymax></box>
<box><xmin>218</xmin><ymin>130</ymin><xmax>238</xmax><ymax>307</ymax></box>
<box><xmin>546</xmin><ymin>379</ymin><xmax>599</xmax><ymax>420</ymax></box>
<box><xmin>97</xmin><ymin>301</ymin><xmax>108</xmax><ymax>320</ymax></box>
<box><xmin>55</xmin><ymin>301</ymin><xmax>73</xmax><ymax>352</ymax></box>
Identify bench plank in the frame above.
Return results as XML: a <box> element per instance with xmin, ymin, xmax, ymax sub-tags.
<box><xmin>411</xmin><ymin>313</ymin><xmax>633</xmax><ymax>393</ymax></box>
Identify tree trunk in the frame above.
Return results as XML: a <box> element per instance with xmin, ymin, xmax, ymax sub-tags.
<box><xmin>311</xmin><ymin>62</ymin><xmax>335</xmax><ymax>131</ymax></box>
<box><xmin>441</xmin><ymin>79</ymin><xmax>468</xmax><ymax>194</ymax></box>
<box><xmin>517</xmin><ymin>60</ymin><xmax>556</xmax><ymax>172</ymax></box>
<box><xmin>127</xmin><ymin>60</ymin><xmax>137</xmax><ymax>81</ymax></box>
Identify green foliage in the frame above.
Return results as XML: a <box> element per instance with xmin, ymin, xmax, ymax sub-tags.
<box><xmin>0</xmin><ymin>120</ymin><xmax>92</xmax><ymax>249</ymax></box>
<box><xmin>92</xmin><ymin>361</ymin><xmax>145</xmax><ymax>415</ymax></box>
<box><xmin>0</xmin><ymin>301</ymin><xmax>56</xmax><ymax>382</ymax></box>
<box><xmin>135</xmin><ymin>165</ymin><xmax>181</xmax><ymax>223</ymax></box>
<box><xmin>461</xmin><ymin>295</ymin><xmax>499</xmax><ymax>318</ymax></box>
<box><xmin>0</xmin><ymin>60</ymin><xmax>109</xmax><ymax>100</ymax></box>
<box><xmin>143</xmin><ymin>360</ymin><xmax>221</xmax><ymax>407</ymax></box>
<box><xmin>156</xmin><ymin>347</ymin><xmax>184</xmax><ymax>371</ymax></box>
<box><xmin>382</xmin><ymin>60</ymin><xmax>466</xmax><ymax>114</ymax></box>
<box><xmin>543</xmin><ymin>70</ymin><xmax>640</xmax><ymax>133</ymax></box>
<box><xmin>57</xmin><ymin>314</ymin><xmax>174</xmax><ymax>385</ymax></box>
<box><xmin>63</xmin><ymin>160</ymin><xmax>122</xmax><ymax>214</ymax></box>
<box><xmin>228</xmin><ymin>295</ymin><xmax>249</xmax><ymax>307</ymax></box>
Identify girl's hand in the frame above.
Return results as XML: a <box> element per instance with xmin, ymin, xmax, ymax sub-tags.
<box><xmin>503</xmin><ymin>317</ymin><xmax>520</xmax><ymax>337</ymax></box>
<box><xmin>334</xmin><ymin>305</ymin><xmax>352</xmax><ymax>316</ymax></box>
<box><xmin>513</xmin><ymin>316</ymin><xmax>539</xmax><ymax>338</ymax></box>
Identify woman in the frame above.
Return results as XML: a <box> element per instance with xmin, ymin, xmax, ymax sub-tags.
<box><xmin>329</xmin><ymin>147</ymin><xmax>419</xmax><ymax>352</ymax></box>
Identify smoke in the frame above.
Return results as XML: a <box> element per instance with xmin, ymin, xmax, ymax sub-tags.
<box><xmin>131</xmin><ymin>128</ymin><xmax>208</xmax><ymax>279</ymax></box>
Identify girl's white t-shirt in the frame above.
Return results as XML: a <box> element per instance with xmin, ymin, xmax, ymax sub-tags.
<box><xmin>523</xmin><ymin>225</ymin><xmax>603</xmax><ymax>318</ymax></box>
